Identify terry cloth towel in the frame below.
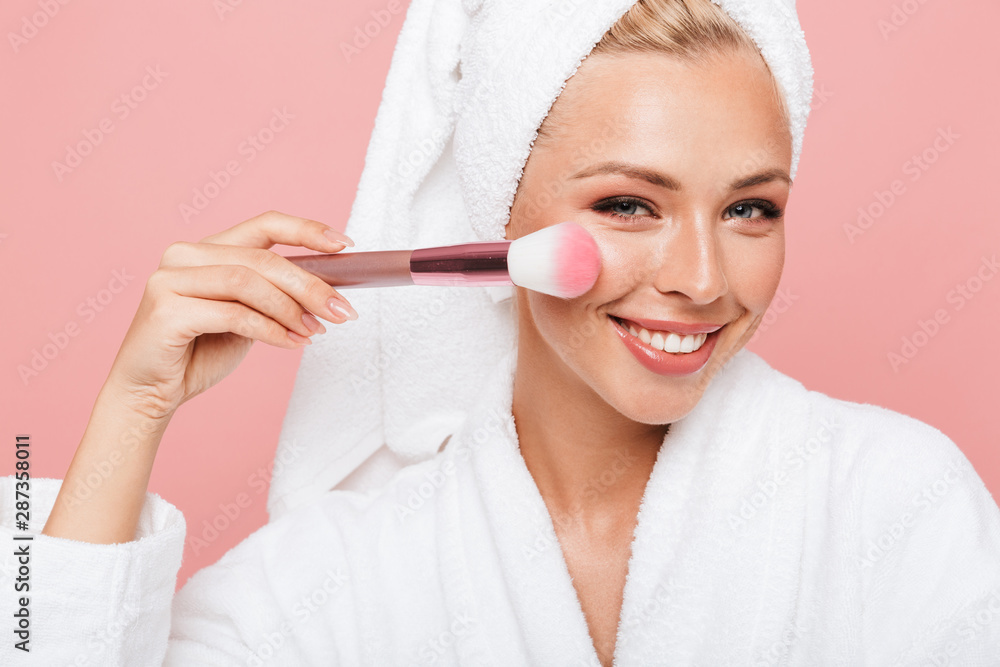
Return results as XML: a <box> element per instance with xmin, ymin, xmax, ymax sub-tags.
<box><xmin>4</xmin><ymin>349</ymin><xmax>1000</xmax><ymax>665</ymax></box>
<box><xmin>267</xmin><ymin>0</ymin><xmax>815</xmax><ymax>520</ymax></box>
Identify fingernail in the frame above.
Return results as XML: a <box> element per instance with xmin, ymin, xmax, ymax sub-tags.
<box><xmin>302</xmin><ymin>312</ymin><xmax>326</xmax><ymax>335</ymax></box>
<box><xmin>323</xmin><ymin>228</ymin><xmax>355</xmax><ymax>248</ymax></box>
<box><xmin>326</xmin><ymin>296</ymin><xmax>358</xmax><ymax>321</ymax></box>
<box><xmin>288</xmin><ymin>331</ymin><xmax>312</xmax><ymax>346</ymax></box>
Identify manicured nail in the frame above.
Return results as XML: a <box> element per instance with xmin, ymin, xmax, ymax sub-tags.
<box><xmin>326</xmin><ymin>297</ymin><xmax>358</xmax><ymax>321</ymax></box>
<box><xmin>287</xmin><ymin>331</ymin><xmax>312</xmax><ymax>345</ymax></box>
<box><xmin>302</xmin><ymin>312</ymin><xmax>326</xmax><ymax>334</ymax></box>
<box><xmin>323</xmin><ymin>228</ymin><xmax>355</xmax><ymax>248</ymax></box>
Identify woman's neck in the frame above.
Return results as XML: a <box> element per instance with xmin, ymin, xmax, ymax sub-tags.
<box><xmin>510</xmin><ymin>336</ymin><xmax>667</xmax><ymax>531</ymax></box>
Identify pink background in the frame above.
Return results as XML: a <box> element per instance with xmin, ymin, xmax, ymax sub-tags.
<box><xmin>2</xmin><ymin>0</ymin><xmax>997</xmax><ymax>588</ymax></box>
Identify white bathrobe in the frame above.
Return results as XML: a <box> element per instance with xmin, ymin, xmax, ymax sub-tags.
<box><xmin>3</xmin><ymin>348</ymin><xmax>1000</xmax><ymax>666</ymax></box>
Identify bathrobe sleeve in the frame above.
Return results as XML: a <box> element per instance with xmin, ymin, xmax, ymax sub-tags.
<box><xmin>0</xmin><ymin>475</ymin><xmax>378</xmax><ymax>666</ymax></box>
<box><xmin>0</xmin><ymin>476</ymin><xmax>186</xmax><ymax>665</ymax></box>
<box><xmin>850</xmin><ymin>414</ymin><xmax>1000</xmax><ymax>666</ymax></box>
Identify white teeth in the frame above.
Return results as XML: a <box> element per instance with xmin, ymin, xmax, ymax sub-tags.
<box><xmin>616</xmin><ymin>318</ymin><xmax>709</xmax><ymax>354</ymax></box>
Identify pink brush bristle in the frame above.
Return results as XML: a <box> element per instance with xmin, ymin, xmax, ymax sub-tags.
<box><xmin>554</xmin><ymin>222</ymin><xmax>602</xmax><ymax>298</ymax></box>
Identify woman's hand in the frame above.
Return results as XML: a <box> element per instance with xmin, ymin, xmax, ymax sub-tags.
<box><xmin>42</xmin><ymin>211</ymin><xmax>355</xmax><ymax>545</ymax></box>
<box><xmin>106</xmin><ymin>210</ymin><xmax>358</xmax><ymax>422</ymax></box>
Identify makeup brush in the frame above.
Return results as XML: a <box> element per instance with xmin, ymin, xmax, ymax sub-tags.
<box><xmin>284</xmin><ymin>221</ymin><xmax>601</xmax><ymax>299</ymax></box>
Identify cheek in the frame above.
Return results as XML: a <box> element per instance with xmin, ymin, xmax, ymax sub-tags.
<box><xmin>726</xmin><ymin>232</ymin><xmax>785</xmax><ymax>313</ymax></box>
<box><xmin>578</xmin><ymin>224</ymin><xmax>663</xmax><ymax>302</ymax></box>
<box><xmin>523</xmin><ymin>291</ymin><xmax>592</xmax><ymax>367</ymax></box>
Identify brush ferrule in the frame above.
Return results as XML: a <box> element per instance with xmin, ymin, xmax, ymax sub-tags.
<box><xmin>409</xmin><ymin>241</ymin><xmax>513</xmax><ymax>287</ymax></box>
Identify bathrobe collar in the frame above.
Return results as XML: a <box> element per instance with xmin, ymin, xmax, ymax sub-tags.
<box><xmin>441</xmin><ymin>346</ymin><xmax>816</xmax><ymax>665</ymax></box>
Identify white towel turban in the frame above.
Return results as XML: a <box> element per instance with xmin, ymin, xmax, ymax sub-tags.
<box><xmin>267</xmin><ymin>0</ymin><xmax>814</xmax><ymax>520</ymax></box>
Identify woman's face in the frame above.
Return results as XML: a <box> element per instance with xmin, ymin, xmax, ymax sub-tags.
<box><xmin>507</xmin><ymin>49</ymin><xmax>793</xmax><ymax>425</ymax></box>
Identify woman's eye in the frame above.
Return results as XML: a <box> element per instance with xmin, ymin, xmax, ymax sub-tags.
<box><xmin>594</xmin><ymin>197</ymin><xmax>654</xmax><ymax>219</ymax></box>
<box><xmin>725</xmin><ymin>200</ymin><xmax>782</xmax><ymax>220</ymax></box>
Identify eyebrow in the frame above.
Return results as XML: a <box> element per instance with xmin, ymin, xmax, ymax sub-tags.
<box><xmin>569</xmin><ymin>161</ymin><xmax>792</xmax><ymax>191</ymax></box>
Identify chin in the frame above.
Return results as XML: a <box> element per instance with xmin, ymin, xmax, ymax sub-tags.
<box><xmin>600</xmin><ymin>367</ymin><xmax>710</xmax><ymax>425</ymax></box>
<box><xmin>618</xmin><ymin>392</ymin><xmax>702</xmax><ymax>425</ymax></box>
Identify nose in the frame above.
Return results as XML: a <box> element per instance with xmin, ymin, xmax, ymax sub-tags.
<box><xmin>651</xmin><ymin>216</ymin><xmax>728</xmax><ymax>305</ymax></box>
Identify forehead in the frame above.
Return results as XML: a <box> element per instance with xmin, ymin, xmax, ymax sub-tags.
<box><xmin>541</xmin><ymin>51</ymin><xmax>791</xmax><ymax>175</ymax></box>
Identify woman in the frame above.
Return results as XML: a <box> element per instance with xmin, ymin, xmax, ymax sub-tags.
<box><xmin>5</xmin><ymin>0</ymin><xmax>1000</xmax><ymax>664</ymax></box>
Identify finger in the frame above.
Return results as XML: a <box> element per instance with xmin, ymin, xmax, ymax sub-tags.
<box><xmin>199</xmin><ymin>210</ymin><xmax>354</xmax><ymax>254</ymax></box>
<box><xmin>159</xmin><ymin>242</ymin><xmax>359</xmax><ymax>323</ymax></box>
<box><xmin>167</xmin><ymin>295</ymin><xmax>313</xmax><ymax>350</ymax></box>
<box><xmin>153</xmin><ymin>265</ymin><xmax>337</xmax><ymax>337</ymax></box>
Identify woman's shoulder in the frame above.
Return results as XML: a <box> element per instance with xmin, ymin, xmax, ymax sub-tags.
<box><xmin>172</xmin><ymin>449</ymin><xmax>461</xmax><ymax>638</ymax></box>
<box><xmin>810</xmin><ymin>390</ymin><xmax>987</xmax><ymax>518</ymax></box>
<box><xmin>807</xmin><ymin>383</ymin><xmax>955</xmax><ymax>456</ymax></box>
<box><xmin>745</xmin><ymin>355</ymin><xmax>998</xmax><ymax>530</ymax></box>
<box><xmin>744</xmin><ymin>351</ymin><xmax>966</xmax><ymax>469</ymax></box>
<box><xmin>207</xmin><ymin>444</ymin><xmax>463</xmax><ymax>572</ymax></box>
<box><xmin>167</xmin><ymin>451</ymin><xmax>466</xmax><ymax>660</ymax></box>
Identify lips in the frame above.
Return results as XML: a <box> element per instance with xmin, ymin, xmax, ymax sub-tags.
<box><xmin>609</xmin><ymin>315</ymin><xmax>723</xmax><ymax>376</ymax></box>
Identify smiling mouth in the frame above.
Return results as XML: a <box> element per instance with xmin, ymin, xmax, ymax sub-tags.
<box><xmin>609</xmin><ymin>316</ymin><xmax>717</xmax><ymax>354</ymax></box>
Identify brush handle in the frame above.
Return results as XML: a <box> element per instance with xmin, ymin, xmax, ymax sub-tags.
<box><xmin>285</xmin><ymin>250</ymin><xmax>414</xmax><ymax>288</ymax></box>
<box><xmin>284</xmin><ymin>241</ymin><xmax>514</xmax><ymax>289</ymax></box>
